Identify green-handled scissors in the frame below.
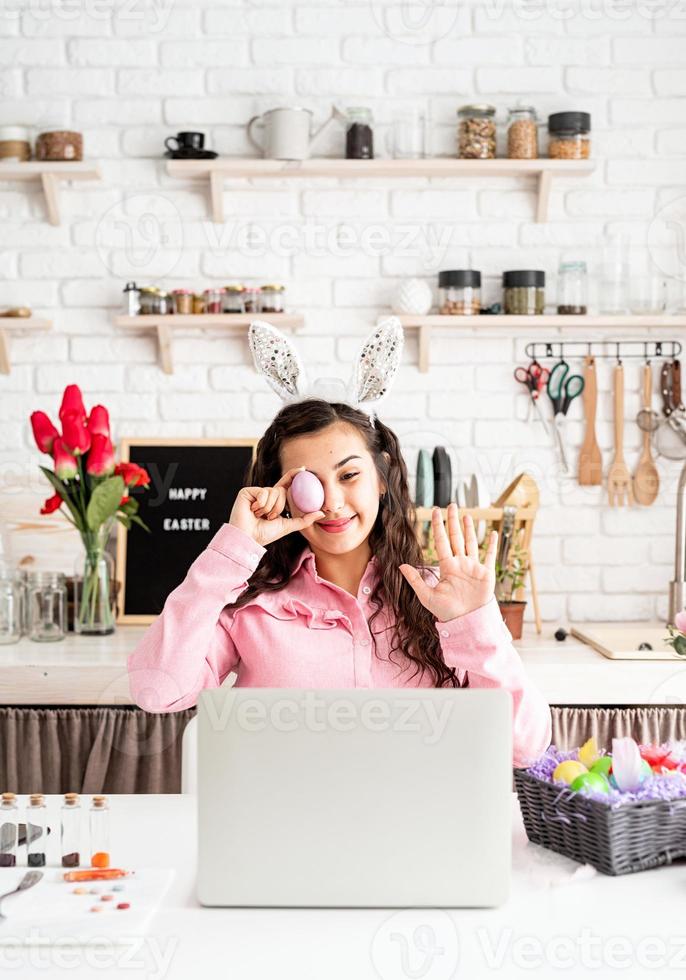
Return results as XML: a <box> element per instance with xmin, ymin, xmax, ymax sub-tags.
<box><xmin>546</xmin><ymin>360</ymin><xmax>585</xmax><ymax>474</ymax></box>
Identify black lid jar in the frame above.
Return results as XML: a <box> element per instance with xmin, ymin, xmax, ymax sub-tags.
<box><xmin>548</xmin><ymin>111</ymin><xmax>591</xmax><ymax>160</ymax></box>
<box><xmin>438</xmin><ymin>270</ymin><xmax>481</xmax><ymax>315</ymax></box>
<box><xmin>502</xmin><ymin>270</ymin><xmax>545</xmax><ymax>315</ymax></box>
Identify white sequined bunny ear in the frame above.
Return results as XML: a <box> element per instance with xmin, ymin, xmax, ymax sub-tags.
<box><xmin>248</xmin><ymin>320</ymin><xmax>309</xmax><ymax>403</ymax></box>
<box><xmin>349</xmin><ymin>316</ymin><xmax>404</xmax><ymax>415</ymax></box>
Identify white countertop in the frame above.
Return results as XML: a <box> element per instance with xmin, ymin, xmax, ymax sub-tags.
<box><xmin>1</xmin><ymin>624</ymin><xmax>685</xmax><ymax>706</ymax></box>
<box><xmin>1</xmin><ymin>793</ymin><xmax>684</xmax><ymax>978</ymax></box>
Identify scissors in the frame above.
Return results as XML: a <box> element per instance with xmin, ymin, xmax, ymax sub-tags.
<box><xmin>514</xmin><ymin>360</ymin><xmax>550</xmax><ymax>434</ymax></box>
<box><xmin>546</xmin><ymin>360</ymin><xmax>585</xmax><ymax>474</ymax></box>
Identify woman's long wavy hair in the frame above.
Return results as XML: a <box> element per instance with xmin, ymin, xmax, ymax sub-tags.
<box><xmin>227</xmin><ymin>399</ymin><xmax>467</xmax><ymax>688</ymax></box>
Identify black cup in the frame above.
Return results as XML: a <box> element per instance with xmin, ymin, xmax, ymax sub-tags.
<box><xmin>165</xmin><ymin>131</ymin><xmax>205</xmax><ymax>153</ymax></box>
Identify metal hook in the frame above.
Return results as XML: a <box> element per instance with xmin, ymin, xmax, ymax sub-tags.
<box><xmin>656</xmin><ymin>341</ymin><xmax>663</xmax><ymax>357</ymax></box>
<box><xmin>616</xmin><ymin>341</ymin><xmax>622</xmax><ymax>365</ymax></box>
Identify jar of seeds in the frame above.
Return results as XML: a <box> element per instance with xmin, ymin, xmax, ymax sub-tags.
<box><xmin>457</xmin><ymin>104</ymin><xmax>496</xmax><ymax>160</ymax></box>
<box><xmin>548</xmin><ymin>112</ymin><xmax>591</xmax><ymax>160</ymax></box>
<box><xmin>506</xmin><ymin>106</ymin><xmax>538</xmax><ymax>159</ymax></box>
<box><xmin>503</xmin><ymin>270</ymin><xmax>546</xmax><ymax>315</ymax></box>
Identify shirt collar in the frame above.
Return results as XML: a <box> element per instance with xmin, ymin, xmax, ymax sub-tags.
<box><xmin>291</xmin><ymin>545</ymin><xmax>378</xmax><ymax>585</ymax></box>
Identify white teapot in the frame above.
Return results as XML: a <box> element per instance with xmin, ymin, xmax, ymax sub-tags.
<box><xmin>247</xmin><ymin>105</ymin><xmax>346</xmax><ymax>161</ymax></box>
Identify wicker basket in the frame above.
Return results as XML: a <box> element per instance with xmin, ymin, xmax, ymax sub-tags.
<box><xmin>514</xmin><ymin>767</ymin><xmax>686</xmax><ymax>875</ymax></box>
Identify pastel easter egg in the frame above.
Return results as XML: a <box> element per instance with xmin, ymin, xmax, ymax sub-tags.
<box><xmin>290</xmin><ymin>470</ymin><xmax>325</xmax><ymax>514</ymax></box>
<box><xmin>570</xmin><ymin>771</ymin><xmax>610</xmax><ymax>795</ymax></box>
<box><xmin>553</xmin><ymin>760</ymin><xmax>588</xmax><ymax>784</ymax></box>
<box><xmin>578</xmin><ymin>736</ymin><xmax>600</xmax><ymax>769</ymax></box>
<box><xmin>590</xmin><ymin>755</ymin><xmax>613</xmax><ymax>777</ymax></box>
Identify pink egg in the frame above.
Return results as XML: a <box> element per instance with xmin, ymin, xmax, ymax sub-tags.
<box><xmin>290</xmin><ymin>470</ymin><xmax>325</xmax><ymax>514</ymax></box>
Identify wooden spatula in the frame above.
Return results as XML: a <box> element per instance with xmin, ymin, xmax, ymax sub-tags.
<box><xmin>578</xmin><ymin>355</ymin><xmax>602</xmax><ymax>485</ymax></box>
<box><xmin>607</xmin><ymin>362</ymin><xmax>634</xmax><ymax>506</ymax></box>
<box><xmin>633</xmin><ymin>362</ymin><xmax>659</xmax><ymax>505</ymax></box>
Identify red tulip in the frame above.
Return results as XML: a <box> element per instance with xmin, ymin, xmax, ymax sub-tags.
<box><xmin>88</xmin><ymin>404</ymin><xmax>110</xmax><ymax>438</ymax></box>
<box><xmin>30</xmin><ymin>411</ymin><xmax>59</xmax><ymax>454</ymax></box>
<box><xmin>119</xmin><ymin>495</ymin><xmax>131</xmax><ymax>507</ymax></box>
<box><xmin>114</xmin><ymin>462</ymin><xmax>150</xmax><ymax>488</ymax></box>
<box><xmin>40</xmin><ymin>492</ymin><xmax>63</xmax><ymax>515</ymax></box>
<box><xmin>53</xmin><ymin>438</ymin><xmax>77</xmax><ymax>480</ymax></box>
<box><xmin>86</xmin><ymin>433</ymin><xmax>115</xmax><ymax>477</ymax></box>
<box><xmin>61</xmin><ymin>411</ymin><xmax>91</xmax><ymax>456</ymax></box>
<box><xmin>58</xmin><ymin>384</ymin><xmax>86</xmax><ymax>421</ymax></box>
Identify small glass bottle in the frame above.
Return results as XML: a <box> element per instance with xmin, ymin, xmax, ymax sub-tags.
<box><xmin>0</xmin><ymin>570</ymin><xmax>22</xmax><ymax>644</ymax></box>
<box><xmin>0</xmin><ymin>793</ymin><xmax>18</xmax><ymax>867</ymax></box>
<box><xmin>557</xmin><ymin>260</ymin><xmax>588</xmax><ymax>314</ymax></box>
<box><xmin>27</xmin><ymin>571</ymin><xmax>66</xmax><ymax>642</ymax></box>
<box><xmin>61</xmin><ymin>792</ymin><xmax>81</xmax><ymax>868</ymax></box>
<box><xmin>204</xmin><ymin>287</ymin><xmax>224</xmax><ymax>314</ymax></box>
<box><xmin>506</xmin><ymin>106</ymin><xmax>538</xmax><ymax>159</ymax></box>
<box><xmin>345</xmin><ymin>107</ymin><xmax>374</xmax><ymax>159</ymax></box>
<box><xmin>26</xmin><ymin>793</ymin><xmax>47</xmax><ymax>867</ymax></box>
<box><xmin>90</xmin><ymin>795</ymin><xmax>110</xmax><ymax>869</ymax></box>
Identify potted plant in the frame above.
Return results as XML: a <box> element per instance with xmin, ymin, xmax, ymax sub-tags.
<box><xmin>30</xmin><ymin>384</ymin><xmax>151</xmax><ymax>634</ymax></box>
<box><xmin>487</xmin><ymin>530</ymin><xmax>529</xmax><ymax>640</ymax></box>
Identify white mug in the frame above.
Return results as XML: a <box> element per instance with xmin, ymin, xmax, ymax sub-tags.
<box><xmin>247</xmin><ymin>106</ymin><xmax>342</xmax><ymax>161</ymax></box>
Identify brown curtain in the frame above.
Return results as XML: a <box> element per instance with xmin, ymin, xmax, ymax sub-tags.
<box><xmin>0</xmin><ymin>707</ymin><xmax>197</xmax><ymax>794</ymax></box>
<box><xmin>551</xmin><ymin>706</ymin><xmax>686</xmax><ymax>750</ymax></box>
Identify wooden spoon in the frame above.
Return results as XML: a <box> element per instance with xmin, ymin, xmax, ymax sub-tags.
<box><xmin>607</xmin><ymin>362</ymin><xmax>634</xmax><ymax>507</ymax></box>
<box><xmin>578</xmin><ymin>355</ymin><xmax>602</xmax><ymax>485</ymax></box>
<box><xmin>633</xmin><ymin>362</ymin><xmax>660</xmax><ymax>505</ymax></box>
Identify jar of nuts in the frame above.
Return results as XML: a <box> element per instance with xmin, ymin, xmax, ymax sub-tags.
<box><xmin>506</xmin><ymin>106</ymin><xmax>538</xmax><ymax>159</ymax></box>
<box><xmin>457</xmin><ymin>104</ymin><xmax>496</xmax><ymax>160</ymax></box>
<box><xmin>548</xmin><ymin>112</ymin><xmax>591</xmax><ymax>160</ymax></box>
<box><xmin>438</xmin><ymin>270</ymin><xmax>481</xmax><ymax>315</ymax></box>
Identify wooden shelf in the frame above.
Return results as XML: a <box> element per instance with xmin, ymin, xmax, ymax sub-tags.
<box><xmin>0</xmin><ymin>161</ymin><xmax>101</xmax><ymax>225</ymax></box>
<box><xmin>394</xmin><ymin>314</ymin><xmax>686</xmax><ymax>373</ymax></box>
<box><xmin>0</xmin><ymin>317</ymin><xmax>52</xmax><ymax>374</ymax></box>
<box><xmin>166</xmin><ymin>157</ymin><xmax>595</xmax><ymax>224</ymax></box>
<box><xmin>113</xmin><ymin>313</ymin><xmax>305</xmax><ymax>374</ymax></box>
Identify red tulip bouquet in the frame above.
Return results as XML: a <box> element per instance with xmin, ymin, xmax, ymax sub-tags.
<box><xmin>30</xmin><ymin>384</ymin><xmax>150</xmax><ymax>634</ymax></box>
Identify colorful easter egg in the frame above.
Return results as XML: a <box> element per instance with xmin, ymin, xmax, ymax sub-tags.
<box><xmin>578</xmin><ymin>736</ymin><xmax>600</xmax><ymax>769</ymax></box>
<box><xmin>570</xmin><ymin>771</ymin><xmax>610</xmax><ymax>795</ymax></box>
<box><xmin>590</xmin><ymin>755</ymin><xmax>613</xmax><ymax>777</ymax></box>
<box><xmin>552</xmin><ymin>760</ymin><xmax>588</xmax><ymax>784</ymax></box>
<box><xmin>290</xmin><ymin>470</ymin><xmax>325</xmax><ymax>514</ymax></box>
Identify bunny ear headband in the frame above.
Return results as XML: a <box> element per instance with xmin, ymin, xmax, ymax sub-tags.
<box><xmin>248</xmin><ymin>315</ymin><xmax>404</xmax><ymax>427</ymax></box>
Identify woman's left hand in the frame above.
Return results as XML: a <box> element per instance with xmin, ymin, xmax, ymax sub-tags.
<box><xmin>399</xmin><ymin>503</ymin><xmax>498</xmax><ymax>623</ymax></box>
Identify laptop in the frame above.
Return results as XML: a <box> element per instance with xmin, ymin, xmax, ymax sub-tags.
<box><xmin>196</xmin><ymin>687</ymin><xmax>512</xmax><ymax>908</ymax></box>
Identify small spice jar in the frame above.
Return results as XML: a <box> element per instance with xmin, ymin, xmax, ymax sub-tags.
<box><xmin>138</xmin><ymin>286</ymin><xmax>160</xmax><ymax>315</ymax></box>
<box><xmin>157</xmin><ymin>290</ymin><xmax>172</xmax><ymax>315</ymax></box>
<box><xmin>548</xmin><ymin>112</ymin><xmax>591</xmax><ymax>160</ymax></box>
<box><xmin>557</xmin><ymin>261</ymin><xmax>588</xmax><ymax>315</ymax></box>
<box><xmin>222</xmin><ymin>285</ymin><xmax>245</xmax><ymax>314</ymax></box>
<box><xmin>503</xmin><ymin>270</ymin><xmax>546</xmax><ymax>315</ymax></box>
<box><xmin>204</xmin><ymin>287</ymin><xmax>224</xmax><ymax>314</ymax></box>
<box><xmin>27</xmin><ymin>571</ymin><xmax>66</xmax><ymax>642</ymax></box>
<box><xmin>438</xmin><ymin>270</ymin><xmax>481</xmax><ymax>315</ymax></box>
<box><xmin>345</xmin><ymin>107</ymin><xmax>374</xmax><ymax>160</ymax></box>
<box><xmin>192</xmin><ymin>293</ymin><xmax>205</xmax><ymax>315</ymax></box>
<box><xmin>171</xmin><ymin>288</ymin><xmax>193</xmax><ymax>315</ymax></box>
<box><xmin>244</xmin><ymin>287</ymin><xmax>261</xmax><ymax>313</ymax></box>
<box><xmin>457</xmin><ymin>104</ymin><xmax>496</xmax><ymax>160</ymax></box>
<box><xmin>506</xmin><ymin>106</ymin><xmax>538</xmax><ymax>159</ymax></box>
<box><xmin>260</xmin><ymin>284</ymin><xmax>285</xmax><ymax>313</ymax></box>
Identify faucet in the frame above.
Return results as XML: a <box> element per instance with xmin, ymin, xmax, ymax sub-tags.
<box><xmin>669</xmin><ymin>460</ymin><xmax>686</xmax><ymax>625</ymax></box>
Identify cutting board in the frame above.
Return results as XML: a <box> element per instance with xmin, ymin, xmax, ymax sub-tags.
<box><xmin>0</xmin><ymin>867</ymin><xmax>174</xmax><ymax>945</ymax></box>
<box><xmin>571</xmin><ymin>624</ymin><xmax>683</xmax><ymax>660</ymax></box>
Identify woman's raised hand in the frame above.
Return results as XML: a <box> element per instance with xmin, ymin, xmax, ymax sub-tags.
<box><xmin>399</xmin><ymin>503</ymin><xmax>498</xmax><ymax>623</ymax></box>
<box><xmin>229</xmin><ymin>466</ymin><xmax>325</xmax><ymax>548</ymax></box>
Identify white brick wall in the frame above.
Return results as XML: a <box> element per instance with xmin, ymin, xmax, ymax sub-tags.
<box><xmin>1</xmin><ymin>0</ymin><xmax>685</xmax><ymax>625</ymax></box>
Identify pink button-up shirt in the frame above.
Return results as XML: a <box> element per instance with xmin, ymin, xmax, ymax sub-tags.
<box><xmin>127</xmin><ymin>522</ymin><xmax>552</xmax><ymax>767</ymax></box>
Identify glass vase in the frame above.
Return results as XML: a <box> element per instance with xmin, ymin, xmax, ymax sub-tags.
<box><xmin>74</xmin><ymin>522</ymin><xmax>116</xmax><ymax>635</ymax></box>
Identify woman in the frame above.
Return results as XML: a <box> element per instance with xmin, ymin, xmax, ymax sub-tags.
<box><xmin>127</xmin><ymin>399</ymin><xmax>552</xmax><ymax>768</ymax></box>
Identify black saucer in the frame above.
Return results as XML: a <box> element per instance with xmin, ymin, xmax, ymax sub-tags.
<box><xmin>164</xmin><ymin>149</ymin><xmax>218</xmax><ymax>160</ymax></box>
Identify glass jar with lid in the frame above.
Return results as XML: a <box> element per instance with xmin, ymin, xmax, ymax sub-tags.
<box><xmin>503</xmin><ymin>270</ymin><xmax>546</xmax><ymax>315</ymax></box>
<box><xmin>557</xmin><ymin>261</ymin><xmax>588</xmax><ymax>314</ymax></box>
<box><xmin>260</xmin><ymin>284</ymin><xmax>285</xmax><ymax>313</ymax></box>
<box><xmin>171</xmin><ymin>288</ymin><xmax>193</xmax><ymax>315</ymax></box>
<box><xmin>457</xmin><ymin>104</ymin><xmax>496</xmax><ymax>159</ymax></box>
<box><xmin>0</xmin><ymin>570</ymin><xmax>22</xmax><ymax>644</ymax></box>
<box><xmin>138</xmin><ymin>286</ymin><xmax>160</xmax><ymax>315</ymax></box>
<box><xmin>204</xmin><ymin>287</ymin><xmax>224</xmax><ymax>314</ymax></box>
<box><xmin>222</xmin><ymin>285</ymin><xmax>245</xmax><ymax>314</ymax></box>
<box><xmin>244</xmin><ymin>287</ymin><xmax>261</xmax><ymax>314</ymax></box>
<box><xmin>548</xmin><ymin>112</ymin><xmax>591</xmax><ymax>160</ymax></box>
<box><xmin>506</xmin><ymin>106</ymin><xmax>538</xmax><ymax>159</ymax></box>
<box><xmin>27</xmin><ymin>571</ymin><xmax>66</xmax><ymax>642</ymax></box>
<box><xmin>345</xmin><ymin>107</ymin><xmax>374</xmax><ymax>160</ymax></box>
<box><xmin>438</xmin><ymin>270</ymin><xmax>481</xmax><ymax>315</ymax></box>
